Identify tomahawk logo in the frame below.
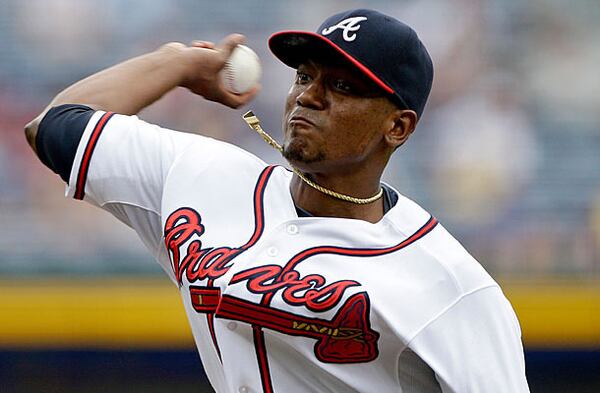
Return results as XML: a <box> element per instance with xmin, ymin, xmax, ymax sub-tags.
<box><xmin>217</xmin><ymin>292</ymin><xmax>380</xmax><ymax>363</ymax></box>
<box><xmin>322</xmin><ymin>16</ymin><xmax>368</xmax><ymax>42</ymax></box>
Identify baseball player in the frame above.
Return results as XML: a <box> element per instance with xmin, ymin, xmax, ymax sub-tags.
<box><xmin>25</xmin><ymin>9</ymin><xmax>529</xmax><ymax>393</ymax></box>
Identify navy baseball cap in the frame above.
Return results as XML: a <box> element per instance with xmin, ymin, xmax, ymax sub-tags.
<box><xmin>269</xmin><ymin>9</ymin><xmax>434</xmax><ymax>118</ymax></box>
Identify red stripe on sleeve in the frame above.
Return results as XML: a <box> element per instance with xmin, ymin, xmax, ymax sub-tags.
<box><xmin>74</xmin><ymin>112</ymin><xmax>114</xmax><ymax>200</ymax></box>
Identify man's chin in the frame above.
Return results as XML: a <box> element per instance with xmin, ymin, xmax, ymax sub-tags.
<box><xmin>282</xmin><ymin>144</ymin><xmax>325</xmax><ymax>166</ymax></box>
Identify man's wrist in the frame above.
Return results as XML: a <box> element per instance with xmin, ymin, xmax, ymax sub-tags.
<box><xmin>156</xmin><ymin>42</ymin><xmax>190</xmax><ymax>88</ymax></box>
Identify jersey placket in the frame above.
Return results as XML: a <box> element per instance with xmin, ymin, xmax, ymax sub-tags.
<box><xmin>219</xmin><ymin>215</ymin><xmax>439</xmax><ymax>393</ymax></box>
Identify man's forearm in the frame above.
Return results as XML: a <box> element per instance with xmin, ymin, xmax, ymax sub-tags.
<box><xmin>24</xmin><ymin>44</ymin><xmax>187</xmax><ymax>153</ymax></box>
<box><xmin>24</xmin><ymin>34</ymin><xmax>258</xmax><ymax>155</ymax></box>
<box><xmin>51</xmin><ymin>44</ymin><xmax>187</xmax><ymax>115</ymax></box>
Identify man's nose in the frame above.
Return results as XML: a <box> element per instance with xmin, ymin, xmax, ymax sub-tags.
<box><xmin>296</xmin><ymin>81</ymin><xmax>327</xmax><ymax>109</ymax></box>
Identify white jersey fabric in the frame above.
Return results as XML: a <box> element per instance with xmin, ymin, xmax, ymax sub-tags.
<box><xmin>65</xmin><ymin>111</ymin><xmax>529</xmax><ymax>393</ymax></box>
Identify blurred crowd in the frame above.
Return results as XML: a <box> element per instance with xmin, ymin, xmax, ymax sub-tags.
<box><xmin>0</xmin><ymin>0</ymin><xmax>598</xmax><ymax>277</ymax></box>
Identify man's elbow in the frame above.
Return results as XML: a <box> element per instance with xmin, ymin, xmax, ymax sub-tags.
<box><xmin>24</xmin><ymin>116</ymin><xmax>42</xmax><ymax>154</ymax></box>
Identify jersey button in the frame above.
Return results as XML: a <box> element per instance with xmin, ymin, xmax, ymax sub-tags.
<box><xmin>267</xmin><ymin>246</ymin><xmax>278</xmax><ymax>257</ymax></box>
<box><xmin>227</xmin><ymin>322</ymin><xmax>237</xmax><ymax>331</ymax></box>
<box><xmin>238</xmin><ymin>386</ymin><xmax>249</xmax><ymax>393</ymax></box>
<box><xmin>286</xmin><ymin>224</ymin><xmax>299</xmax><ymax>235</ymax></box>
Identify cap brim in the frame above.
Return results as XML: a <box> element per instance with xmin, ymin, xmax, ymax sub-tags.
<box><xmin>268</xmin><ymin>31</ymin><xmax>394</xmax><ymax>95</ymax></box>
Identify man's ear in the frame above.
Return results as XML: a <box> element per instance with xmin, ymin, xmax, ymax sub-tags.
<box><xmin>384</xmin><ymin>109</ymin><xmax>417</xmax><ymax>149</ymax></box>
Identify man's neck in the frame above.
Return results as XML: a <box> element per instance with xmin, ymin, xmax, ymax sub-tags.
<box><xmin>290</xmin><ymin>175</ymin><xmax>385</xmax><ymax>223</ymax></box>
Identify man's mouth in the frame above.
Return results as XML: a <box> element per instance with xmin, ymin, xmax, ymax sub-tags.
<box><xmin>289</xmin><ymin>115</ymin><xmax>316</xmax><ymax>127</ymax></box>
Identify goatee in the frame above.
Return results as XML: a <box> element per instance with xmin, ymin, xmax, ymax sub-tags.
<box><xmin>282</xmin><ymin>143</ymin><xmax>326</xmax><ymax>164</ymax></box>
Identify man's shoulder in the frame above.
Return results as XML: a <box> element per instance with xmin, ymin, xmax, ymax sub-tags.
<box><xmin>422</xmin><ymin>223</ymin><xmax>497</xmax><ymax>293</ymax></box>
<box><xmin>384</xmin><ymin>189</ymin><xmax>497</xmax><ymax>295</ymax></box>
<box><xmin>170</xmin><ymin>133</ymin><xmax>268</xmax><ymax>175</ymax></box>
<box><xmin>383</xmin><ymin>187</ymin><xmax>432</xmax><ymax>236</ymax></box>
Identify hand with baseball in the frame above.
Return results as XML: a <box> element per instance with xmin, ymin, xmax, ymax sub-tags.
<box><xmin>172</xmin><ymin>33</ymin><xmax>261</xmax><ymax>108</ymax></box>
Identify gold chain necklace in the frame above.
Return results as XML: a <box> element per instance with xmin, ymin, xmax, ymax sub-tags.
<box><xmin>243</xmin><ymin>111</ymin><xmax>383</xmax><ymax>205</ymax></box>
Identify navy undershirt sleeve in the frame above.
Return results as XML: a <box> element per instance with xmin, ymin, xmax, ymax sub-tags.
<box><xmin>35</xmin><ymin>104</ymin><xmax>95</xmax><ymax>183</ymax></box>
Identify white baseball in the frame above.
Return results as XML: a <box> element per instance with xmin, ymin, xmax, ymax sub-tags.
<box><xmin>220</xmin><ymin>44</ymin><xmax>261</xmax><ymax>94</ymax></box>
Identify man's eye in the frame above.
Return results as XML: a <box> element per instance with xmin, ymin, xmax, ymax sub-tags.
<box><xmin>333</xmin><ymin>79</ymin><xmax>353</xmax><ymax>93</ymax></box>
<box><xmin>295</xmin><ymin>72</ymin><xmax>311</xmax><ymax>84</ymax></box>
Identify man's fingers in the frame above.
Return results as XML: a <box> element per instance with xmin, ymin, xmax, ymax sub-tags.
<box><xmin>239</xmin><ymin>85</ymin><xmax>261</xmax><ymax>102</ymax></box>
<box><xmin>190</xmin><ymin>40</ymin><xmax>215</xmax><ymax>49</ymax></box>
<box><xmin>222</xmin><ymin>84</ymin><xmax>261</xmax><ymax>108</ymax></box>
<box><xmin>218</xmin><ymin>33</ymin><xmax>246</xmax><ymax>59</ymax></box>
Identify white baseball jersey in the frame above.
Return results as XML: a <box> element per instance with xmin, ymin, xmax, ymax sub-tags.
<box><xmin>64</xmin><ymin>110</ymin><xmax>529</xmax><ymax>393</ymax></box>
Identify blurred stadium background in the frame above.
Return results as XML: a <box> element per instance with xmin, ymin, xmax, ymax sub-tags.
<box><xmin>0</xmin><ymin>0</ymin><xmax>598</xmax><ymax>392</ymax></box>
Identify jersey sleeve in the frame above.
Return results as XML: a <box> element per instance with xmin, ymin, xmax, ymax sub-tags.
<box><xmin>38</xmin><ymin>106</ymin><xmax>208</xmax><ymax>282</ymax></box>
<box><xmin>408</xmin><ymin>286</ymin><xmax>530</xmax><ymax>393</ymax></box>
<box><xmin>65</xmin><ymin>110</ymin><xmax>199</xmax><ymax>207</ymax></box>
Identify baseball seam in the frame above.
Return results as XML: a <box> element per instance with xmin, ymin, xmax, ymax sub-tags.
<box><xmin>222</xmin><ymin>62</ymin><xmax>236</xmax><ymax>92</ymax></box>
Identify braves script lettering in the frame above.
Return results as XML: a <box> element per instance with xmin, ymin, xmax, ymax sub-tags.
<box><xmin>231</xmin><ymin>265</ymin><xmax>360</xmax><ymax>312</ymax></box>
<box><xmin>164</xmin><ymin>207</ymin><xmax>241</xmax><ymax>286</ymax></box>
<box><xmin>321</xmin><ymin>16</ymin><xmax>368</xmax><ymax>42</ymax></box>
<box><xmin>164</xmin><ymin>205</ymin><xmax>380</xmax><ymax>364</ymax></box>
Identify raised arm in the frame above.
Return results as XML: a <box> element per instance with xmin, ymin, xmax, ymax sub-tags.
<box><xmin>24</xmin><ymin>34</ymin><xmax>259</xmax><ymax>154</ymax></box>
